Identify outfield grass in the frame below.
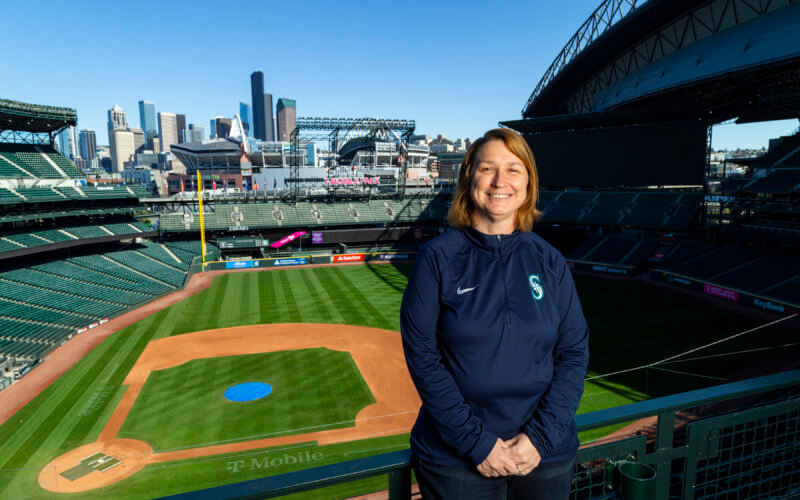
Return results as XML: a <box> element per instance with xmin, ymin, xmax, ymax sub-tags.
<box><xmin>118</xmin><ymin>349</ymin><xmax>375</xmax><ymax>451</ymax></box>
<box><xmin>0</xmin><ymin>263</ymin><xmax>796</xmax><ymax>499</ymax></box>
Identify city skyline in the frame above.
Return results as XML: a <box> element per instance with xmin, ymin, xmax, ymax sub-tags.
<box><xmin>2</xmin><ymin>1</ymin><xmax>797</xmax><ymax>151</ymax></box>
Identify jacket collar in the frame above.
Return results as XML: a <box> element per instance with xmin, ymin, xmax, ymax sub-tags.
<box><xmin>461</xmin><ymin>226</ymin><xmax>521</xmax><ymax>257</ymax></box>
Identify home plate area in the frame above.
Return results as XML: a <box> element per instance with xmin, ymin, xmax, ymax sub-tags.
<box><xmin>59</xmin><ymin>452</ymin><xmax>121</xmax><ymax>481</ymax></box>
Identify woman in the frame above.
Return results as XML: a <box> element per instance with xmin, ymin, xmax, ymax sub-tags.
<box><xmin>400</xmin><ymin>128</ymin><xmax>589</xmax><ymax>499</ymax></box>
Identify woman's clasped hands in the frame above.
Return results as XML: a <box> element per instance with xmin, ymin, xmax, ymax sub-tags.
<box><xmin>476</xmin><ymin>434</ymin><xmax>542</xmax><ymax>478</ymax></box>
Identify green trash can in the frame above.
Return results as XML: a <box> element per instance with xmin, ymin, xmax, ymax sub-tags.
<box><xmin>617</xmin><ymin>461</ymin><xmax>656</xmax><ymax>499</ymax></box>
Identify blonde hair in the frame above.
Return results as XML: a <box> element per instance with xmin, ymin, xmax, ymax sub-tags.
<box><xmin>446</xmin><ymin>128</ymin><xmax>541</xmax><ymax>231</ymax></box>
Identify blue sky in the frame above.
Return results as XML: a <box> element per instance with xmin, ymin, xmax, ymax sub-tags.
<box><xmin>1</xmin><ymin>0</ymin><xmax>796</xmax><ymax>150</ymax></box>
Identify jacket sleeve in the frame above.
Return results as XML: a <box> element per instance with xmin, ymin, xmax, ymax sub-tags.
<box><xmin>400</xmin><ymin>246</ymin><xmax>498</xmax><ymax>466</ymax></box>
<box><xmin>524</xmin><ymin>258</ymin><xmax>589</xmax><ymax>458</ymax></box>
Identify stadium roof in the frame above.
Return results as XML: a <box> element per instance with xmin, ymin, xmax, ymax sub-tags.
<box><xmin>0</xmin><ymin>99</ymin><xmax>77</xmax><ymax>133</ymax></box>
<box><xmin>519</xmin><ymin>0</ymin><xmax>800</xmax><ymax>127</ymax></box>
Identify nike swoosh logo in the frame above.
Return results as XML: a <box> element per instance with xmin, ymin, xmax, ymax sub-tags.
<box><xmin>457</xmin><ymin>285</ymin><xmax>478</xmax><ymax>295</ymax></box>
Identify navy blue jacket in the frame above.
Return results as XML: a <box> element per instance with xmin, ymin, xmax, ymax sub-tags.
<box><xmin>400</xmin><ymin>227</ymin><xmax>589</xmax><ymax>467</ymax></box>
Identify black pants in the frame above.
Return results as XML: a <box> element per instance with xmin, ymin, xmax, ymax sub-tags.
<box><xmin>412</xmin><ymin>454</ymin><xmax>576</xmax><ymax>500</ymax></box>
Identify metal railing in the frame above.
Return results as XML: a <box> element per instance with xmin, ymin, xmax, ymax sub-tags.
<box><xmin>164</xmin><ymin>370</ymin><xmax>800</xmax><ymax>499</ymax></box>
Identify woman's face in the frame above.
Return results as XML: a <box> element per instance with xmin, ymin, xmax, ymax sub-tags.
<box><xmin>469</xmin><ymin>139</ymin><xmax>528</xmax><ymax>234</ymax></box>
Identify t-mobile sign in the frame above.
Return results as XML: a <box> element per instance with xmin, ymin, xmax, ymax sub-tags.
<box><xmin>312</xmin><ymin>232</ymin><xmax>323</xmax><ymax>244</ymax></box>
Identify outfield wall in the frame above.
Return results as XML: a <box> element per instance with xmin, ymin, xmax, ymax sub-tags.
<box><xmin>201</xmin><ymin>251</ymin><xmax>417</xmax><ymax>271</ymax></box>
<box><xmin>651</xmin><ymin>269</ymin><xmax>800</xmax><ymax>315</ymax></box>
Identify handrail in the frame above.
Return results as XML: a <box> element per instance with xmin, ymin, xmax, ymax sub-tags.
<box><xmin>162</xmin><ymin>369</ymin><xmax>800</xmax><ymax>499</ymax></box>
<box><xmin>577</xmin><ymin>369</ymin><xmax>800</xmax><ymax>430</ymax></box>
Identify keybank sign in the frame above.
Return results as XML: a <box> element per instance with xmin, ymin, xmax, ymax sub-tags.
<box><xmin>227</xmin><ymin>450</ymin><xmax>324</xmax><ymax>473</ymax></box>
<box><xmin>753</xmin><ymin>298</ymin><xmax>785</xmax><ymax>313</ymax></box>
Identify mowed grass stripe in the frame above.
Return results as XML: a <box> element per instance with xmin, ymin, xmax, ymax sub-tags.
<box><xmin>302</xmin><ymin>268</ymin><xmax>346</xmax><ymax>324</ymax></box>
<box><xmin>328</xmin><ymin>267</ymin><xmax>394</xmax><ymax>329</ymax></box>
<box><xmin>262</xmin><ymin>270</ymin><xmax>287</xmax><ymax>323</ymax></box>
<box><xmin>311</xmin><ymin>268</ymin><xmax>371</xmax><ymax>326</ymax></box>
<box><xmin>172</xmin><ymin>274</ymin><xmax>227</xmax><ymax>336</ymax></box>
<box><xmin>278</xmin><ymin>272</ymin><xmax>303</xmax><ymax>322</ymax></box>
<box><xmin>291</xmin><ymin>269</ymin><xmax>331</xmax><ymax>323</ymax></box>
<box><xmin>218</xmin><ymin>274</ymin><xmax>246</xmax><ymax>327</ymax></box>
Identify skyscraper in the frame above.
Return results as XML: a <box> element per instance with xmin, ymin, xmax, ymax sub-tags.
<box><xmin>250</xmin><ymin>71</ymin><xmax>275</xmax><ymax>141</ymax></box>
<box><xmin>186</xmin><ymin>124</ymin><xmax>205</xmax><ymax>143</ymax></box>
<box><xmin>215</xmin><ymin>117</ymin><xmax>231</xmax><ymax>139</ymax></box>
<box><xmin>80</xmin><ymin>129</ymin><xmax>97</xmax><ymax>160</ymax></box>
<box><xmin>251</xmin><ymin>71</ymin><xmax>265</xmax><ymax>140</ymax></box>
<box><xmin>157</xmin><ymin>112</ymin><xmax>178</xmax><ymax>152</ymax></box>
<box><xmin>209</xmin><ymin>118</ymin><xmax>216</xmax><ymax>139</ymax></box>
<box><xmin>107</xmin><ymin>104</ymin><xmax>127</xmax><ymax>131</ymax></box>
<box><xmin>138</xmin><ymin>100</ymin><xmax>157</xmax><ymax>137</ymax></box>
<box><xmin>57</xmin><ymin>126</ymin><xmax>78</xmax><ymax>159</ymax></box>
<box><xmin>239</xmin><ymin>102</ymin><xmax>252</xmax><ymax>137</ymax></box>
<box><xmin>276</xmin><ymin>98</ymin><xmax>296</xmax><ymax>142</ymax></box>
<box><xmin>176</xmin><ymin>114</ymin><xmax>186</xmax><ymax>142</ymax></box>
<box><xmin>131</xmin><ymin>127</ymin><xmax>146</xmax><ymax>154</ymax></box>
<box><xmin>109</xmin><ymin>129</ymin><xmax>135</xmax><ymax>173</ymax></box>
<box><xmin>264</xmin><ymin>93</ymin><xmax>275</xmax><ymax>142</ymax></box>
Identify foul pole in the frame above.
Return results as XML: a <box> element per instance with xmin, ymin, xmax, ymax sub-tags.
<box><xmin>197</xmin><ymin>171</ymin><xmax>207</xmax><ymax>270</ymax></box>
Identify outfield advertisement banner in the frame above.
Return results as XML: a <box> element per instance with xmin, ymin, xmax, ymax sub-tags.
<box><xmin>568</xmin><ymin>261</ymin><xmax>632</xmax><ymax>276</ymax></box>
<box><xmin>225</xmin><ymin>260</ymin><xmax>262</xmax><ymax>269</ymax></box>
<box><xmin>752</xmin><ymin>297</ymin><xmax>796</xmax><ymax>314</ymax></box>
<box><xmin>273</xmin><ymin>257</ymin><xmax>308</xmax><ymax>266</ymax></box>
<box><xmin>376</xmin><ymin>253</ymin><xmax>411</xmax><ymax>261</ymax></box>
<box><xmin>652</xmin><ymin>271</ymin><xmax>798</xmax><ymax>313</ymax></box>
<box><xmin>703</xmin><ymin>283</ymin><xmax>739</xmax><ymax>302</ymax></box>
<box><xmin>333</xmin><ymin>254</ymin><xmax>364</xmax><ymax>263</ymax></box>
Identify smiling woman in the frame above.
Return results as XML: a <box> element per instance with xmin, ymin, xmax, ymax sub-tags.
<box><xmin>447</xmin><ymin>128</ymin><xmax>542</xmax><ymax>234</ymax></box>
<box><xmin>400</xmin><ymin>128</ymin><xmax>589</xmax><ymax>500</ymax></box>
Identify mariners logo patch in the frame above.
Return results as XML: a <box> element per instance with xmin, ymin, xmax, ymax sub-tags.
<box><xmin>528</xmin><ymin>274</ymin><xmax>544</xmax><ymax>301</ymax></box>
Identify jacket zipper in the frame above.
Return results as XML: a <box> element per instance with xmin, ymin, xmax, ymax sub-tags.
<box><xmin>497</xmin><ymin>235</ymin><xmax>511</xmax><ymax>327</ymax></box>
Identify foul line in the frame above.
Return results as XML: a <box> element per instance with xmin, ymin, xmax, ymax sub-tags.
<box><xmin>659</xmin><ymin>342</ymin><xmax>800</xmax><ymax>365</ymax></box>
<box><xmin>585</xmin><ymin>314</ymin><xmax>797</xmax><ymax>382</ymax></box>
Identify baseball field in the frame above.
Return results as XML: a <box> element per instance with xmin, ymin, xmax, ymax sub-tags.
<box><xmin>0</xmin><ymin>262</ymin><xmax>796</xmax><ymax>499</ymax></box>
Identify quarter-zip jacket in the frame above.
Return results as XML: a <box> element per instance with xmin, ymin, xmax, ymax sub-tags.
<box><xmin>400</xmin><ymin>227</ymin><xmax>589</xmax><ymax>468</ymax></box>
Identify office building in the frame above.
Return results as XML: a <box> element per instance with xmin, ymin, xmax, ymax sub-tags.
<box><xmin>215</xmin><ymin>117</ymin><xmax>232</xmax><ymax>139</ymax></box>
<box><xmin>276</xmin><ymin>98</ymin><xmax>296</xmax><ymax>142</ymax></box>
<box><xmin>186</xmin><ymin>123</ymin><xmax>204</xmax><ymax>143</ymax></box>
<box><xmin>251</xmin><ymin>71</ymin><xmax>265</xmax><ymax>140</ymax></box>
<box><xmin>57</xmin><ymin>126</ymin><xmax>78</xmax><ymax>159</ymax></box>
<box><xmin>264</xmin><ymin>92</ymin><xmax>274</xmax><ymax>141</ymax></box>
<box><xmin>239</xmin><ymin>102</ymin><xmax>252</xmax><ymax>136</ymax></box>
<box><xmin>138</xmin><ymin>100</ymin><xmax>157</xmax><ymax>137</ymax></box>
<box><xmin>176</xmin><ymin>114</ymin><xmax>186</xmax><ymax>142</ymax></box>
<box><xmin>158</xmin><ymin>112</ymin><xmax>178</xmax><ymax>152</ymax></box>
<box><xmin>209</xmin><ymin>118</ymin><xmax>216</xmax><ymax>139</ymax></box>
<box><xmin>145</xmin><ymin>129</ymin><xmax>158</xmax><ymax>150</ymax></box>
<box><xmin>239</xmin><ymin>102</ymin><xmax>252</xmax><ymax>137</ymax></box>
<box><xmin>107</xmin><ymin>104</ymin><xmax>127</xmax><ymax>131</ymax></box>
<box><xmin>80</xmin><ymin>129</ymin><xmax>97</xmax><ymax>160</ymax></box>
<box><xmin>110</xmin><ymin>128</ymin><xmax>135</xmax><ymax>173</ymax></box>
<box><xmin>131</xmin><ymin>127</ymin><xmax>145</xmax><ymax>154</ymax></box>
<box><xmin>250</xmin><ymin>71</ymin><xmax>275</xmax><ymax>141</ymax></box>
